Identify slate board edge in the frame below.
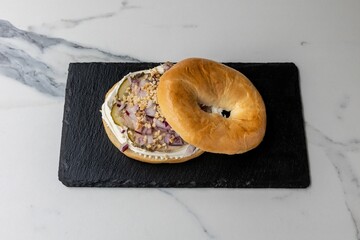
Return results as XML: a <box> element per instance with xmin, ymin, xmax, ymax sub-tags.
<box><xmin>58</xmin><ymin>63</ymin><xmax>75</xmax><ymax>186</ymax></box>
<box><xmin>291</xmin><ymin>64</ymin><xmax>311</xmax><ymax>188</ymax></box>
<box><xmin>59</xmin><ymin>178</ymin><xmax>310</xmax><ymax>188</ymax></box>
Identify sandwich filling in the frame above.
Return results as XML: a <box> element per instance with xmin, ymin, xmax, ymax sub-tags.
<box><xmin>101</xmin><ymin>63</ymin><xmax>199</xmax><ymax>159</ymax></box>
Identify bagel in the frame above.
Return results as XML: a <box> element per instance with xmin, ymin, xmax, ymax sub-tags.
<box><xmin>157</xmin><ymin>58</ymin><xmax>266</xmax><ymax>154</ymax></box>
<box><xmin>101</xmin><ymin>63</ymin><xmax>205</xmax><ymax>163</ymax></box>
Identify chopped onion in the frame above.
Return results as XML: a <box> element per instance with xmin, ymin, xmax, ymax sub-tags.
<box><xmin>146</xmin><ymin>117</ymin><xmax>154</xmax><ymax>125</ymax></box>
<box><xmin>126</xmin><ymin>104</ymin><xmax>139</xmax><ymax>114</ymax></box>
<box><xmin>161</xmin><ymin>62</ymin><xmax>173</xmax><ymax>71</ymax></box>
<box><xmin>154</xmin><ymin>118</ymin><xmax>171</xmax><ymax>130</ymax></box>
<box><xmin>170</xmin><ymin>136</ymin><xmax>184</xmax><ymax>146</ymax></box>
<box><xmin>139</xmin><ymin>78</ymin><xmax>147</xmax><ymax>88</ymax></box>
<box><xmin>122</xmin><ymin>113</ymin><xmax>135</xmax><ymax>129</ymax></box>
<box><xmin>142</xmin><ymin>127</ymin><xmax>152</xmax><ymax>135</ymax></box>
<box><xmin>120</xmin><ymin>143</ymin><xmax>129</xmax><ymax>152</ymax></box>
<box><xmin>147</xmin><ymin>101</ymin><xmax>154</xmax><ymax>108</ymax></box>
<box><xmin>116</xmin><ymin>101</ymin><xmax>126</xmax><ymax>111</ymax></box>
<box><xmin>145</xmin><ymin>106</ymin><xmax>156</xmax><ymax>117</ymax></box>
<box><xmin>134</xmin><ymin>132</ymin><xmax>146</xmax><ymax>146</ymax></box>
<box><xmin>134</xmin><ymin>129</ymin><xmax>143</xmax><ymax>134</ymax></box>
<box><xmin>145</xmin><ymin>101</ymin><xmax>156</xmax><ymax>117</ymax></box>
<box><xmin>125</xmin><ymin>105</ymin><xmax>139</xmax><ymax>127</ymax></box>
<box><xmin>185</xmin><ymin>145</ymin><xmax>196</xmax><ymax>155</ymax></box>
<box><xmin>131</xmin><ymin>84</ymin><xmax>140</xmax><ymax>95</ymax></box>
<box><xmin>138</xmin><ymin>89</ymin><xmax>147</xmax><ymax>98</ymax></box>
<box><xmin>164</xmin><ymin>133</ymin><xmax>171</xmax><ymax>144</ymax></box>
<box><xmin>130</xmin><ymin>77</ymin><xmax>140</xmax><ymax>84</ymax></box>
<box><xmin>128</xmin><ymin>113</ymin><xmax>137</xmax><ymax>122</ymax></box>
<box><xmin>147</xmin><ymin>135</ymin><xmax>154</xmax><ymax>144</ymax></box>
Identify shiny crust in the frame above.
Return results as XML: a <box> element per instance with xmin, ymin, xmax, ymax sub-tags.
<box><xmin>102</xmin><ymin>79</ymin><xmax>205</xmax><ymax>164</ymax></box>
<box><xmin>157</xmin><ymin>58</ymin><xmax>266</xmax><ymax>154</ymax></box>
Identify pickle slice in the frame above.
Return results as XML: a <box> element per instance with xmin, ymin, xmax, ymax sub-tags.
<box><xmin>116</xmin><ymin>77</ymin><xmax>131</xmax><ymax>99</ymax></box>
<box><xmin>111</xmin><ymin>78</ymin><xmax>132</xmax><ymax>126</ymax></box>
<box><xmin>111</xmin><ymin>104</ymin><xmax>125</xmax><ymax>126</ymax></box>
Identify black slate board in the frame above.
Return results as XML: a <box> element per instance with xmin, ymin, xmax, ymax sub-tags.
<box><xmin>59</xmin><ymin>62</ymin><xmax>310</xmax><ymax>188</ymax></box>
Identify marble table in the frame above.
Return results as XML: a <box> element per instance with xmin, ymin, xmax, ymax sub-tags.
<box><xmin>1</xmin><ymin>0</ymin><xmax>359</xmax><ymax>239</ymax></box>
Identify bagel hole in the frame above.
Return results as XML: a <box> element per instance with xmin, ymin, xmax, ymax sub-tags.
<box><xmin>221</xmin><ymin>110</ymin><xmax>231</xmax><ymax>118</ymax></box>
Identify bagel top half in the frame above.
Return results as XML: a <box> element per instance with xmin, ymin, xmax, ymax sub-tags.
<box><xmin>157</xmin><ymin>58</ymin><xmax>266</xmax><ymax>154</ymax></box>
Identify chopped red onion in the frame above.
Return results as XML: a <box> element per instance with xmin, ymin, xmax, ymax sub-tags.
<box><xmin>126</xmin><ymin>104</ymin><xmax>139</xmax><ymax>114</ymax></box>
<box><xmin>147</xmin><ymin>135</ymin><xmax>154</xmax><ymax>144</ymax></box>
<box><xmin>127</xmin><ymin>112</ymin><xmax>138</xmax><ymax>125</ymax></box>
<box><xmin>125</xmin><ymin>105</ymin><xmax>139</xmax><ymax>125</ymax></box>
<box><xmin>142</xmin><ymin>127</ymin><xmax>152</xmax><ymax>135</ymax></box>
<box><xmin>134</xmin><ymin>129</ymin><xmax>142</xmax><ymax>134</ymax></box>
<box><xmin>130</xmin><ymin>77</ymin><xmax>140</xmax><ymax>84</ymax></box>
<box><xmin>145</xmin><ymin>102</ymin><xmax>156</xmax><ymax>117</ymax></box>
<box><xmin>169</xmin><ymin>136</ymin><xmax>184</xmax><ymax>146</ymax></box>
<box><xmin>145</xmin><ymin>106</ymin><xmax>156</xmax><ymax>117</ymax></box>
<box><xmin>185</xmin><ymin>145</ymin><xmax>196</xmax><ymax>155</ymax></box>
<box><xmin>134</xmin><ymin>132</ymin><xmax>146</xmax><ymax>146</ymax></box>
<box><xmin>146</xmin><ymin>117</ymin><xmax>154</xmax><ymax>127</ymax></box>
<box><xmin>120</xmin><ymin>112</ymin><xmax>137</xmax><ymax>130</ymax></box>
<box><xmin>164</xmin><ymin>133</ymin><xmax>171</xmax><ymax>144</ymax></box>
<box><xmin>116</xmin><ymin>100</ymin><xmax>126</xmax><ymax>110</ymax></box>
<box><xmin>120</xmin><ymin>143</ymin><xmax>129</xmax><ymax>152</ymax></box>
<box><xmin>138</xmin><ymin>89</ymin><xmax>147</xmax><ymax>98</ymax></box>
<box><xmin>131</xmin><ymin>84</ymin><xmax>140</xmax><ymax>95</ymax></box>
<box><xmin>154</xmin><ymin>118</ymin><xmax>171</xmax><ymax>130</ymax></box>
<box><xmin>147</xmin><ymin>101</ymin><xmax>154</xmax><ymax>108</ymax></box>
<box><xmin>121</xmin><ymin>114</ymin><xmax>135</xmax><ymax>129</ymax></box>
<box><xmin>162</xmin><ymin>62</ymin><xmax>173</xmax><ymax>71</ymax></box>
<box><xmin>139</xmin><ymin>78</ymin><xmax>147</xmax><ymax>87</ymax></box>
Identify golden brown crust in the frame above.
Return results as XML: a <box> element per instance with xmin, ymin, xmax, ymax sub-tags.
<box><xmin>157</xmin><ymin>58</ymin><xmax>266</xmax><ymax>154</ymax></box>
<box><xmin>102</xmin><ymin>78</ymin><xmax>205</xmax><ymax>164</ymax></box>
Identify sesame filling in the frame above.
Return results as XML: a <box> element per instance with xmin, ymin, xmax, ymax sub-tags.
<box><xmin>112</xmin><ymin>63</ymin><xmax>186</xmax><ymax>152</ymax></box>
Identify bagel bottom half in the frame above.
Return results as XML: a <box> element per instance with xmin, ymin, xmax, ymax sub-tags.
<box><xmin>102</xmin><ymin>69</ymin><xmax>205</xmax><ymax>164</ymax></box>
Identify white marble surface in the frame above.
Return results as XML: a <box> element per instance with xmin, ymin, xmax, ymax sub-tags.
<box><xmin>1</xmin><ymin>0</ymin><xmax>359</xmax><ymax>239</ymax></box>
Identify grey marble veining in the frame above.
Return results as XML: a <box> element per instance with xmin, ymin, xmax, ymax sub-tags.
<box><xmin>307</xmin><ymin>123</ymin><xmax>360</xmax><ymax>239</ymax></box>
<box><xmin>28</xmin><ymin>0</ymin><xmax>140</xmax><ymax>32</ymax></box>
<box><xmin>159</xmin><ymin>189</ymin><xmax>216</xmax><ymax>239</ymax></box>
<box><xmin>0</xmin><ymin>19</ymin><xmax>139</xmax><ymax>96</ymax></box>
